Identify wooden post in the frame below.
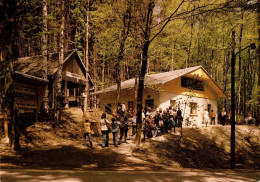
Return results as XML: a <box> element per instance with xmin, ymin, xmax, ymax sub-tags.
<box><xmin>64</xmin><ymin>80</ymin><xmax>68</xmax><ymax>108</ymax></box>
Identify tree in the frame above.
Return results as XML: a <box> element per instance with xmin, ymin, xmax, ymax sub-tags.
<box><xmin>42</xmin><ymin>0</ymin><xmax>49</xmax><ymax>113</ymax></box>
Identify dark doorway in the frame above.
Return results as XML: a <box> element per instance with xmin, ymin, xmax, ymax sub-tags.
<box><xmin>145</xmin><ymin>99</ymin><xmax>154</xmax><ymax>109</ymax></box>
<box><xmin>208</xmin><ymin>104</ymin><xmax>211</xmax><ymax>112</ymax></box>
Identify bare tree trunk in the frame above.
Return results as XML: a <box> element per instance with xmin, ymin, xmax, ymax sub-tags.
<box><xmin>84</xmin><ymin>0</ymin><xmax>90</xmax><ymax>114</ymax></box>
<box><xmin>135</xmin><ymin>1</ymin><xmax>155</xmax><ymax>148</ymax></box>
<box><xmin>135</xmin><ymin>40</ymin><xmax>150</xmax><ymax>148</ymax></box>
<box><xmin>237</xmin><ymin>11</ymin><xmax>244</xmax><ymax>119</ymax></box>
<box><xmin>256</xmin><ymin>0</ymin><xmax>260</xmax><ymax>126</ymax></box>
<box><xmin>42</xmin><ymin>0</ymin><xmax>49</xmax><ymax>113</ymax></box>
<box><xmin>115</xmin><ymin>4</ymin><xmax>132</xmax><ymax>107</ymax></box>
<box><xmin>93</xmin><ymin>43</ymin><xmax>97</xmax><ymax>108</ymax></box>
<box><xmin>102</xmin><ymin>54</ymin><xmax>105</xmax><ymax>90</ymax></box>
<box><xmin>57</xmin><ymin>0</ymin><xmax>64</xmax><ymax>95</ymax></box>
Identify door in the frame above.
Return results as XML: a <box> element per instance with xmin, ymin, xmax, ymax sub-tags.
<box><xmin>145</xmin><ymin>99</ymin><xmax>154</xmax><ymax>109</ymax></box>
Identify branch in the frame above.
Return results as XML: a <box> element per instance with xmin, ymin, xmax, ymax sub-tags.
<box><xmin>150</xmin><ymin>0</ymin><xmax>185</xmax><ymax>43</ymax></box>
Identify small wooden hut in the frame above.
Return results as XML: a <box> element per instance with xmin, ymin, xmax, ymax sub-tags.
<box><xmin>15</xmin><ymin>50</ymin><xmax>94</xmax><ymax>108</ymax></box>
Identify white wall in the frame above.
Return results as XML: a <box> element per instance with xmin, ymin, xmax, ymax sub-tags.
<box><xmin>159</xmin><ymin>92</ymin><xmax>218</xmax><ymax>126</ymax></box>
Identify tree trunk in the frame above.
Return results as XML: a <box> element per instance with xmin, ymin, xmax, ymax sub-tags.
<box><xmin>135</xmin><ymin>40</ymin><xmax>150</xmax><ymax>148</ymax></box>
<box><xmin>84</xmin><ymin>0</ymin><xmax>90</xmax><ymax>114</ymax></box>
<box><xmin>230</xmin><ymin>30</ymin><xmax>236</xmax><ymax>169</ymax></box>
<box><xmin>93</xmin><ymin>42</ymin><xmax>97</xmax><ymax>108</ymax></box>
<box><xmin>237</xmin><ymin>11</ymin><xmax>244</xmax><ymax>118</ymax></box>
<box><xmin>42</xmin><ymin>0</ymin><xmax>49</xmax><ymax>113</ymax></box>
<box><xmin>115</xmin><ymin>5</ymin><xmax>132</xmax><ymax>107</ymax></box>
<box><xmin>102</xmin><ymin>54</ymin><xmax>105</xmax><ymax>90</ymax></box>
<box><xmin>256</xmin><ymin>0</ymin><xmax>260</xmax><ymax>126</ymax></box>
<box><xmin>57</xmin><ymin>0</ymin><xmax>64</xmax><ymax>95</ymax></box>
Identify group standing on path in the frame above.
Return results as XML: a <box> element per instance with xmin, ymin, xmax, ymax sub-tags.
<box><xmin>82</xmin><ymin>104</ymin><xmax>251</xmax><ymax>149</ymax></box>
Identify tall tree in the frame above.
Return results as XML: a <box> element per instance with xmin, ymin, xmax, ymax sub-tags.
<box><xmin>84</xmin><ymin>0</ymin><xmax>90</xmax><ymax>114</ymax></box>
<box><xmin>42</xmin><ymin>0</ymin><xmax>49</xmax><ymax>113</ymax></box>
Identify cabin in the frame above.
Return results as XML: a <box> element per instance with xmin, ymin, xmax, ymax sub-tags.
<box><xmin>15</xmin><ymin>50</ymin><xmax>94</xmax><ymax>108</ymax></box>
<box><xmin>94</xmin><ymin>66</ymin><xmax>226</xmax><ymax>126</ymax></box>
<box><xmin>0</xmin><ymin>66</ymin><xmax>48</xmax><ymax>138</ymax></box>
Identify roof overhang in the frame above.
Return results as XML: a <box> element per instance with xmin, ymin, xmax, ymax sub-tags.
<box><xmin>15</xmin><ymin>71</ymin><xmax>49</xmax><ymax>83</ymax></box>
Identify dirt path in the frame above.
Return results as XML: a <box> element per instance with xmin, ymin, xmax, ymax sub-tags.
<box><xmin>1</xmin><ymin>169</ymin><xmax>259</xmax><ymax>182</ymax></box>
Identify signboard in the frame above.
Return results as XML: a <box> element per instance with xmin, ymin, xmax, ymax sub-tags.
<box><xmin>66</xmin><ymin>71</ymin><xmax>81</xmax><ymax>79</ymax></box>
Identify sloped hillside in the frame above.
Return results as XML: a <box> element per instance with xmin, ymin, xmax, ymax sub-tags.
<box><xmin>0</xmin><ymin>107</ymin><xmax>259</xmax><ymax>170</ymax></box>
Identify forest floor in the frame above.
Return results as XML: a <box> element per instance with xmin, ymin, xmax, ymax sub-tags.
<box><xmin>0</xmin><ymin>108</ymin><xmax>259</xmax><ymax>172</ymax></box>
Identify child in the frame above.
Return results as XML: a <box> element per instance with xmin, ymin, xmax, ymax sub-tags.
<box><xmin>83</xmin><ymin>115</ymin><xmax>93</xmax><ymax>148</ymax></box>
<box><xmin>112</xmin><ymin>117</ymin><xmax>120</xmax><ymax>147</ymax></box>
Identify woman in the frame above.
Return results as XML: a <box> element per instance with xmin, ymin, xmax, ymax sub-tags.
<box><xmin>100</xmin><ymin>113</ymin><xmax>110</xmax><ymax>148</ymax></box>
<box><xmin>203</xmin><ymin>109</ymin><xmax>210</xmax><ymax>127</ymax></box>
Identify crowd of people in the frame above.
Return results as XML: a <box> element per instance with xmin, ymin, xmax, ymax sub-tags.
<box><xmin>82</xmin><ymin>104</ymin><xmax>255</xmax><ymax>148</ymax></box>
<box><xmin>83</xmin><ymin>104</ymin><xmax>186</xmax><ymax>148</ymax></box>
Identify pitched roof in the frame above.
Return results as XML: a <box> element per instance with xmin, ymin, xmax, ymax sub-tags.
<box><xmin>95</xmin><ymin>66</ymin><xmax>202</xmax><ymax>94</ymax></box>
<box><xmin>94</xmin><ymin>65</ymin><xmax>226</xmax><ymax>97</ymax></box>
<box><xmin>14</xmin><ymin>50</ymin><xmax>76</xmax><ymax>77</ymax></box>
<box><xmin>14</xmin><ymin>50</ymin><xmax>94</xmax><ymax>86</ymax></box>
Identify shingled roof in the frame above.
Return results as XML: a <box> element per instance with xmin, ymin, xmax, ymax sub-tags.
<box><xmin>94</xmin><ymin>65</ymin><xmax>226</xmax><ymax>97</ymax></box>
<box><xmin>14</xmin><ymin>50</ymin><xmax>82</xmax><ymax>78</ymax></box>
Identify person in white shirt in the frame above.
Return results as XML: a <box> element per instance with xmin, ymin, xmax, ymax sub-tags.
<box><xmin>203</xmin><ymin>109</ymin><xmax>209</xmax><ymax>127</ymax></box>
<box><xmin>121</xmin><ymin>103</ymin><xmax>126</xmax><ymax>116</ymax></box>
<box><xmin>100</xmin><ymin>113</ymin><xmax>111</xmax><ymax>148</ymax></box>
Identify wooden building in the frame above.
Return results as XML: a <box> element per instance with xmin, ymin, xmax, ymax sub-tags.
<box><xmin>0</xmin><ymin>69</ymin><xmax>48</xmax><ymax>138</ymax></box>
<box><xmin>94</xmin><ymin>66</ymin><xmax>226</xmax><ymax>126</ymax></box>
<box><xmin>15</xmin><ymin>50</ymin><xmax>94</xmax><ymax>108</ymax></box>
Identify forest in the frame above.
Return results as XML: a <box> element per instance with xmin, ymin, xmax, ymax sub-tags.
<box><xmin>0</xmin><ymin>0</ymin><xmax>259</xmax><ymax>149</ymax></box>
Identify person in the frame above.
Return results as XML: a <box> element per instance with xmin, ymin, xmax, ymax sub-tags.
<box><xmin>83</xmin><ymin>115</ymin><xmax>93</xmax><ymax>148</ymax></box>
<box><xmin>116</xmin><ymin>104</ymin><xmax>122</xmax><ymax>116</ymax></box>
<box><xmin>221</xmin><ymin>108</ymin><xmax>227</xmax><ymax>126</ymax></box>
<box><xmin>81</xmin><ymin>92</ymin><xmax>86</xmax><ymax>111</ymax></box>
<box><xmin>158</xmin><ymin>108</ymin><xmax>164</xmax><ymax>134</ymax></box>
<box><xmin>163</xmin><ymin>110</ymin><xmax>170</xmax><ymax>133</ymax></box>
<box><xmin>169</xmin><ymin>115</ymin><xmax>176</xmax><ymax>132</ymax></box>
<box><xmin>210</xmin><ymin>110</ymin><xmax>216</xmax><ymax>125</ymax></box>
<box><xmin>142</xmin><ymin>114</ymin><xmax>151</xmax><ymax>141</ymax></box>
<box><xmin>132</xmin><ymin>115</ymin><xmax>137</xmax><ymax>136</ymax></box>
<box><xmin>121</xmin><ymin>103</ymin><xmax>126</xmax><ymax>117</ymax></box>
<box><xmin>119</xmin><ymin>116</ymin><xmax>128</xmax><ymax>143</ymax></box>
<box><xmin>100</xmin><ymin>113</ymin><xmax>111</xmax><ymax>148</ymax></box>
<box><xmin>203</xmin><ymin>109</ymin><xmax>209</xmax><ymax>127</ymax></box>
<box><xmin>153</xmin><ymin>109</ymin><xmax>159</xmax><ymax>136</ymax></box>
<box><xmin>112</xmin><ymin>117</ymin><xmax>120</xmax><ymax>147</ymax></box>
<box><xmin>245</xmin><ymin>112</ymin><xmax>255</xmax><ymax>125</ymax></box>
<box><xmin>176</xmin><ymin>108</ymin><xmax>183</xmax><ymax>127</ymax></box>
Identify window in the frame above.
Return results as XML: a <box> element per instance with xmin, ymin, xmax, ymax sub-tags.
<box><xmin>170</xmin><ymin>100</ymin><xmax>176</xmax><ymax>107</ymax></box>
<box><xmin>181</xmin><ymin>77</ymin><xmax>204</xmax><ymax>91</ymax></box>
<box><xmin>190</xmin><ymin>102</ymin><xmax>197</xmax><ymax>115</ymax></box>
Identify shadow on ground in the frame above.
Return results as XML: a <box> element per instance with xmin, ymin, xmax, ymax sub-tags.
<box><xmin>0</xmin><ymin>145</ymin><xmax>164</xmax><ymax>170</ymax></box>
<box><xmin>133</xmin><ymin>127</ymin><xmax>260</xmax><ymax>169</ymax></box>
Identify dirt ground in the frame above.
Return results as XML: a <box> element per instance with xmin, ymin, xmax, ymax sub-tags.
<box><xmin>0</xmin><ymin>108</ymin><xmax>259</xmax><ymax>171</ymax></box>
